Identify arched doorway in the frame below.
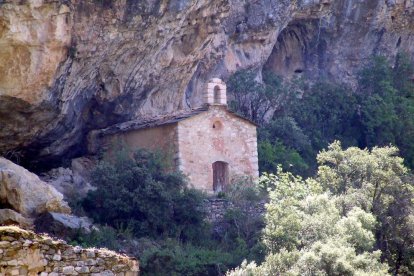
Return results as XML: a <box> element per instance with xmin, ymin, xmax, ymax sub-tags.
<box><xmin>212</xmin><ymin>161</ymin><xmax>229</xmax><ymax>193</ymax></box>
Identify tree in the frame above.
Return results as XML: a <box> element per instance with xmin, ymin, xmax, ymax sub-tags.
<box><xmin>317</xmin><ymin>142</ymin><xmax>414</xmax><ymax>274</ymax></box>
<box><xmin>229</xmin><ymin>167</ymin><xmax>389</xmax><ymax>276</ymax></box>
<box><xmin>292</xmin><ymin>81</ymin><xmax>360</xmax><ymax>152</ymax></box>
<box><xmin>229</xmin><ymin>142</ymin><xmax>414</xmax><ymax>275</ymax></box>
<box><xmin>227</xmin><ymin>69</ymin><xmax>296</xmax><ymax>125</ymax></box>
<box><xmin>258</xmin><ymin>140</ymin><xmax>309</xmax><ymax>176</ymax></box>
<box><xmin>393</xmin><ymin>53</ymin><xmax>414</xmax><ymax>169</ymax></box>
<box><xmin>357</xmin><ymin>55</ymin><xmax>414</xmax><ymax>170</ymax></box>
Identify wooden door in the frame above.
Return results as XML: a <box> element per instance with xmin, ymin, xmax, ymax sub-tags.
<box><xmin>213</xmin><ymin>161</ymin><xmax>228</xmax><ymax>193</ymax></box>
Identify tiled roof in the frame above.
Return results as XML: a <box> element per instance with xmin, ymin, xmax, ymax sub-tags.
<box><xmin>96</xmin><ymin>106</ymin><xmax>209</xmax><ymax>136</ymax></box>
<box><xmin>95</xmin><ymin>105</ymin><xmax>257</xmax><ymax>137</ymax></box>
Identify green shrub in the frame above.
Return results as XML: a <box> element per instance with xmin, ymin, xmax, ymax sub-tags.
<box><xmin>214</xmin><ymin>176</ymin><xmax>266</xmax><ymax>265</ymax></box>
<box><xmin>258</xmin><ymin>140</ymin><xmax>309</xmax><ymax>176</ymax></box>
<box><xmin>69</xmin><ymin>225</ymin><xmax>121</xmax><ymax>251</ymax></box>
<box><xmin>82</xmin><ymin>147</ymin><xmax>208</xmax><ymax>241</ymax></box>
<box><xmin>140</xmin><ymin>242</ymin><xmax>235</xmax><ymax>276</ymax></box>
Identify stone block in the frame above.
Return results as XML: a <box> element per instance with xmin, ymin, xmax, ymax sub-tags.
<box><xmin>62</xmin><ymin>266</ymin><xmax>75</xmax><ymax>275</ymax></box>
<box><xmin>86</xmin><ymin>250</ymin><xmax>96</xmax><ymax>258</ymax></box>
<box><xmin>75</xmin><ymin>266</ymin><xmax>89</xmax><ymax>273</ymax></box>
<box><xmin>210</xmin><ymin>78</ymin><xmax>222</xmax><ymax>83</ymax></box>
<box><xmin>0</xmin><ymin>241</ymin><xmax>11</xmax><ymax>248</ymax></box>
<box><xmin>207</xmin><ymin>82</ymin><xmax>219</xmax><ymax>89</ymax></box>
<box><xmin>52</xmin><ymin>254</ymin><xmax>62</xmax><ymax>261</ymax></box>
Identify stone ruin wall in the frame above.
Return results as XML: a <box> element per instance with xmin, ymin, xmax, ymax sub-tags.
<box><xmin>203</xmin><ymin>198</ymin><xmax>266</xmax><ymax>223</ymax></box>
<box><xmin>0</xmin><ymin>226</ymin><xmax>139</xmax><ymax>276</ymax></box>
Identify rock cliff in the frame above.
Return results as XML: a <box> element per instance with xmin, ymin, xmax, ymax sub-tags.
<box><xmin>0</xmin><ymin>0</ymin><xmax>413</xmax><ymax>167</ymax></box>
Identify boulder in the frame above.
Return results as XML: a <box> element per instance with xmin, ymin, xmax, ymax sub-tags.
<box><xmin>35</xmin><ymin>212</ymin><xmax>94</xmax><ymax>239</ymax></box>
<box><xmin>0</xmin><ymin>157</ymin><xmax>71</xmax><ymax>217</ymax></box>
<box><xmin>40</xmin><ymin>157</ymin><xmax>96</xmax><ymax>202</ymax></box>
<box><xmin>0</xmin><ymin>209</ymin><xmax>33</xmax><ymax>229</ymax></box>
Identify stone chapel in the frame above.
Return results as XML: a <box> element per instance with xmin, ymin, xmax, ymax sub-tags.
<box><xmin>89</xmin><ymin>78</ymin><xmax>259</xmax><ymax>193</ymax></box>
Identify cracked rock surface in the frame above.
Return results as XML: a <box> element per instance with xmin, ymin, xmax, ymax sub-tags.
<box><xmin>0</xmin><ymin>0</ymin><xmax>413</xmax><ymax>166</ymax></box>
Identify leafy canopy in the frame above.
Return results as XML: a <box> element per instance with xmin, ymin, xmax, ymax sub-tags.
<box><xmin>229</xmin><ymin>142</ymin><xmax>414</xmax><ymax>275</ymax></box>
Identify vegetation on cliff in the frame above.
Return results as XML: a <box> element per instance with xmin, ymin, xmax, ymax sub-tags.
<box><xmin>228</xmin><ymin>54</ymin><xmax>414</xmax><ymax>176</ymax></box>
<box><xmin>224</xmin><ymin>54</ymin><xmax>414</xmax><ymax>275</ymax></box>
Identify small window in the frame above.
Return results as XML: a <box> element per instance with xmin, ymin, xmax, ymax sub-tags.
<box><xmin>214</xmin><ymin>86</ymin><xmax>221</xmax><ymax>104</ymax></box>
<box><xmin>212</xmin><ymin>120</ymin><xmax>223</xmax><ymax>130</ymax></box>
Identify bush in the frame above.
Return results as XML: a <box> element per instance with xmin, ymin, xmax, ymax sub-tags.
<box><xmin>77</xmin><ymin>146</ymin><xmax>270</xmax><ymax>275</ymax></box>
<box><xmin>82</xmin><ymin>147</ymin><xmax>208</xmax><ymax>241</ymax></box>
<box><xmin>69</xmin><ymin>225</ymin><xmax>122</xmax><ymax>251</ymax></box>
<box><xmin>258</xmin><ymin>140</ymin><xmax>309</xmax><ymax>176</ymax></box>
<box><xmin>215</xmin><ymin>176</ymin><xmax>266</xmax><ymax>265</ymax></box>
<box><xmin>140</xmin><ymin>242</ymin><xmax>235</xmax><ymax>276</ymax></box>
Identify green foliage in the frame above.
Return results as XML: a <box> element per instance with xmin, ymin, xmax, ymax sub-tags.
<box><xmin>292</xmin><ymin>81</ymin><xmax>361</xmax><ymax>150</ymax></box>
<box><xmin>78</xmin><ymin>147</ymin><xmax>266</xmax><ymax>275</ymax></box>
<box><xmin>353</xmin><ymin>55</ymin><xmax>414</xmax><ymax>169</ymax></box>
<box><xmin>227</xmin><ymin>69</ymin><xmax>295</xmax><ymax>125</ymax></box>
<box><xmin>140</xmin><ymin>242</ymin><xmax>235</xmax><ymax>276</ymax></box>
<box><xmin>228</xmin><ymin>54</ymin><xmax>414</xmax><ymax>175</ymax></box>
<box><xmin>229</xmin><ymin>192</ymin><xmax>389</xmax><ymax>275</ymax></box>
<box><xmin>316</xmin><ymin>142</ymin><xmax>414</xmax><ymax>274</ymax></box>
<box><xmin>358</xmin><ymin>57</ymin><xmax>398</xmax><ymax>147</ymax></box>
<box><xmin>213</xmin><ymin>176</ymin><xmax>267</xmax><ymax>266</ymax></box>
<box><xmin>260</xmin><ymin>168</ymin><xmax>322</xmax><ymax>252</ymax></box>
<box><xmin>258</xmin><ymin>116</ymin><xmax>310</xmax><ymax>151</ymax></box>
<box><xmin>229</xmin><ymin>143</ymin><xmax>414</xmax><ymax>275</ymax></box>
<box><xmin>82</xmin><ymin>147</ymin><xmax>207</xmax><ymax>241</ymax></box>
<box><xmin>69</xmin><ymin>225</ymin><xmax>123</xmax><ymax>251</ymax></box>
<box><xmin>258</xmin><ymin>140</ymin><xmax>309</xmax><ymax>176</ymax></box>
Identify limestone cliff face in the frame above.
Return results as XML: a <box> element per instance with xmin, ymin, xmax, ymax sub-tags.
<box><xmin>265</xmin><ymin>0</ymin><xmax>414</xmax><ymax>86</ymax></box>
<box><xmin>0</xmin><ymin>0</ymin><xmax>413</xmax><ymax>166</ymax></box>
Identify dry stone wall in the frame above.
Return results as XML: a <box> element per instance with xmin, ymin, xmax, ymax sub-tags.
<box><xmin>0</xmin><ymin>226</ymin><xmax>139</xmax><ymax>276</ymax></box>
<box><xmin>204</xmin><ymin>198</ymin><xmax>266</xmax><ymax>223</ymax></box>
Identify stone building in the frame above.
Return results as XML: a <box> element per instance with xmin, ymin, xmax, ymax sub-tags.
<box><xmin>89</xmin><ymin>78</ymin><xmax>258</xmax><ymax>193</ymax></box>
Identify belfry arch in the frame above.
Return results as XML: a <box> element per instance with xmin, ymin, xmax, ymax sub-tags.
<box><xmin>214</xmin><ymin>85</ymin><xmax>221</xmax><ymax>104</ymax></box>
<box><xmin>204</xmin><ymin>78</ymin><xmax>227</xmax><ymax>105</ymax></box>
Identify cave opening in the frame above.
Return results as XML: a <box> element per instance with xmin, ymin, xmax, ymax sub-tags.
<box><xmin>0</xmin><ymin>200</ymin><xmax>14</xmax><ymax>210</ymax></box>
<box><xmin>263</xmin><ymin>19</ymin><xmax>322</xmax><ymax>79</ymax></box>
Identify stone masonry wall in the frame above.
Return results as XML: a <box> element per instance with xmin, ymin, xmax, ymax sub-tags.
<box><xmin>203</xmin><ymin>198</ymin><xmax>266</xmax><ymax>223</ymax></box>
<box><xmin>0</xmin><ymin>226</ymin><xmax>139</xmax><ymax>276</ymax></box>
<box><xmin>102</xmin><ymin>123</ymin><xmax>178</xmax><ymax>160</ymax></box>
<box><xmin>177</xmin><ymin>106</ymin><xmax>259</xmax><ymax>192</ymax></box>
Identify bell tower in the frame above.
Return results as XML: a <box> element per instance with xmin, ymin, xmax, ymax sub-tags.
<box><xmin>204</xmin><ymin>78</ymin><xmax>227</xmax><ymax>105</ymax></box>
